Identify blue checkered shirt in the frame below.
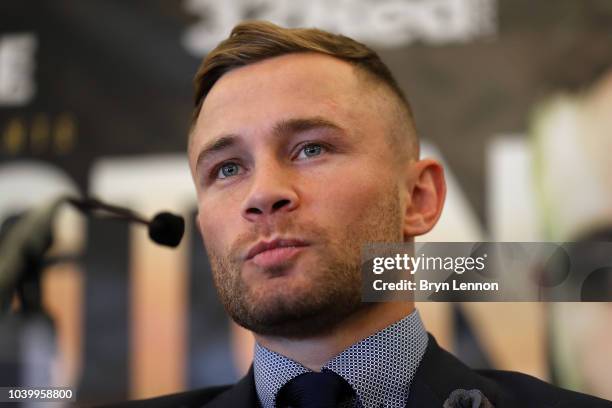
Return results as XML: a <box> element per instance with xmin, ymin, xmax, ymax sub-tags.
<box><xmin>253</xmin><ymin>309</ymin><xmax>428</xmax><ymax>408</ymax></box>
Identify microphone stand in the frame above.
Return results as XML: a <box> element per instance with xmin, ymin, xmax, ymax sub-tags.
<box><xmin>0</xmin><ymin>195</ymin><xmax>185</xmax><ymax>390</ymax></box>
<box><xmin>66</xmin><ymin>197</ymin><xmax>149</xmax><ymax>225</ymax></box>
<box><xmin>0</xmin><ymin>198</ymin><xmax>61</xmax><ymax>388</ymax></box>
<box><xmin>0</xmin><ymin>197</ymin><xmax>63</xmax><ymax>314</ymax></box>
<box><xmin>0</xmin><ymin>195</ymin><xmax>185</xmax><ymax>312</ymax></box>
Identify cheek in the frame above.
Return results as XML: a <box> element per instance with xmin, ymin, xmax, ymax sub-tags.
<box><xmin>308</xmin><ymin>168</ymin><xmax>388</xmax><ymax>226</ymax></box>
<box><xmin>197</xmin><ymin>199</ymin><xmax>239</xmax><ymax>252</ymax></box>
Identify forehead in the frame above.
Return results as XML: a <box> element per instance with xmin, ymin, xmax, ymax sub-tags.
<box><xmin>203</xmin><ymin>52</ymin><xmax>363</xmax><ymax>116</ymax></box>
<box><xmin>189</xmin><ymin>53</ymin><xmax>384</xmax><ymax>153</ymax></box>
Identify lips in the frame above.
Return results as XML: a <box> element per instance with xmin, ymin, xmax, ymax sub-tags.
<box><xmin>246</xmin><ymin>238</ymin><xmax>309</xmax><ymax>261</ymax></box>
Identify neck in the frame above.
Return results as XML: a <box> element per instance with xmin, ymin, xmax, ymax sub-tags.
<box><xmin>254</xmin><ymin>301</ymin><xmax>414</xmax><ymax>371</ymax></box>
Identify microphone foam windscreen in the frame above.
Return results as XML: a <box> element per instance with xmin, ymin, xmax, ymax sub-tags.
<box><xmin>148</xmin><ymin>212</ymin><xmax>185</xmax><ymax>248</ymax></box>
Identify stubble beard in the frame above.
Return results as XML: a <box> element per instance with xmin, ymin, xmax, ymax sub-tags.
<box><xmin>205</xmin><ymin>184</ymin><xmax>403</xmax><ymax>338</ymax></box>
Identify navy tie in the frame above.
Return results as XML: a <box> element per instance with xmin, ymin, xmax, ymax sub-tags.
<box><xmin>276</xmin><ymin>369</ymin><xmax>355</xmax><ymax>408</ymax></box>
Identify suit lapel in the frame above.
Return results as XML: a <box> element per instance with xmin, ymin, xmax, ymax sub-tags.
<box><xmin>406</xmin><ymin>334</ymin><xmax>513</xmax><ymax>407</ymax></box>
<box><xmin>406</xmin><ymin>376</ymin><xmax>444</xmax><ymax>407</ymax></box>
<box><xmin>205</xmin><ymin>366</ymin><xmax>258</xmax><ymax>408</ymax></box>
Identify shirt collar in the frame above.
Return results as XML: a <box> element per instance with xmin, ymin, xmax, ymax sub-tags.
<box><xmin>253</xmin><ymin>309</ymin><xmax>428</xmax><ymax>408</ymax></box>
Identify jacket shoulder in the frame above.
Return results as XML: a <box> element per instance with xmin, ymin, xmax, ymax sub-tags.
<box><xmin>99</xmin><ymin>385</ymin><xmax>232</xmax><ymax>408</ymax></box>
<box><xmin>409</xmin><ymin>334</ymin><xmax>612</xmax><ymax>408</ymax></box>
<box><xmin>478</xmin><ymin>369</ymin><xmax>612</xmax><ymax>408</ymax></box>
<box><xmin>100</xmin><ymin>366</ymin><xmax>257</xmax><ymax>408</ymax></box>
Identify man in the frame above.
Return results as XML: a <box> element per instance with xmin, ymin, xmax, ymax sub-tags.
<box><xmin>109</xmin><ymin>21</ymin><xmax>611</xmax><ymax>407</ymax></box>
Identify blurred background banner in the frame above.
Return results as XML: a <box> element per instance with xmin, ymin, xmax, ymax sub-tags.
<box><xmin>1</xmin><ymin>0</ymin><xmax>611</xmax><ymax>405</ymax></box>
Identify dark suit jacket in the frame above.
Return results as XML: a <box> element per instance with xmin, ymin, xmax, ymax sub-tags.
<box><xmin>103</xmin><ymin>335</ymin><xmax>612</xmax><ymax>407</ymax></box>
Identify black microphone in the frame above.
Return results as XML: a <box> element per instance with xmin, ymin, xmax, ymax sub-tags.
<box><xmin>147</xmin><ymin>212</ymin><xmax>185</xmax><ymax>248</ymax></box>
<box><xmin>66</xmin><ymin>197</ymin><xmax>185</xmax><ymax>248</ymax></box>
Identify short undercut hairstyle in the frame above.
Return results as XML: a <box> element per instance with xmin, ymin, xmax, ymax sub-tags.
<box><xmin>191</xmin><ymin>20</ymin><xmax>418</xmax><ymax>158</ymax></box>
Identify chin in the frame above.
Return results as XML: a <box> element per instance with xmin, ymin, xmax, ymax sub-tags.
<box><xmin>248</xmin><ymin>273</ymin><xmax>314</xmax><ymax>304</ymax></box>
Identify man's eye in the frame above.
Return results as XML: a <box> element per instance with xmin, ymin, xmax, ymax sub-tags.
<box><xmin>297</xmin><ymin>143</ymin><xmax>325</xmax><ymax>159</ymax></box>
<box><xmin>216</xmin><ymin>162</ymin><xmax>241</xmax><ymax>179</ymax></box>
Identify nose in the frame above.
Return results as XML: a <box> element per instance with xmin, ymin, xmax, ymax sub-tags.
<box><xmin>241</xmin><ymin>160</ymin><xmax>299</xmax><ymax>222</ymax></box>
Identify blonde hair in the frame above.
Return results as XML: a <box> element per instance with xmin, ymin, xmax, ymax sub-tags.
<box><xmin>194</xmin><ymin>21</ymin><xmax>413</xmax><ymax>117</ymax></box>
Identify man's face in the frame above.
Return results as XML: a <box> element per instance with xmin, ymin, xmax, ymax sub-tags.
<box><xmin>189</xmin><ymin>53</ymin><xmax>410</xmax><ymax>337</ymax></box>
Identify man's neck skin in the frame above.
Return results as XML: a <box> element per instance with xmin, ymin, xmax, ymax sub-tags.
<box><xmin>254</xmin><ymin>301</ymin><xmax>415</xmax><ymax>371</ymax></box>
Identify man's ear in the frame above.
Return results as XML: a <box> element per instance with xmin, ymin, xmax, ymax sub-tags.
<box><xmin>402</xmin><ymin>158</ymin><xmax>446</xmax><ymax>239</ymax></box>
<box><xmin>195</xmin><ymin>211</ymin><xmax>203</xmax><ymax>235</ymax></box>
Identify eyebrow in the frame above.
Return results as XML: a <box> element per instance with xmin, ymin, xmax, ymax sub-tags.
<box><xmin>195</xmin><ymin>116</ymin><xmax>345</xmax><ymax>171</ymax></box>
